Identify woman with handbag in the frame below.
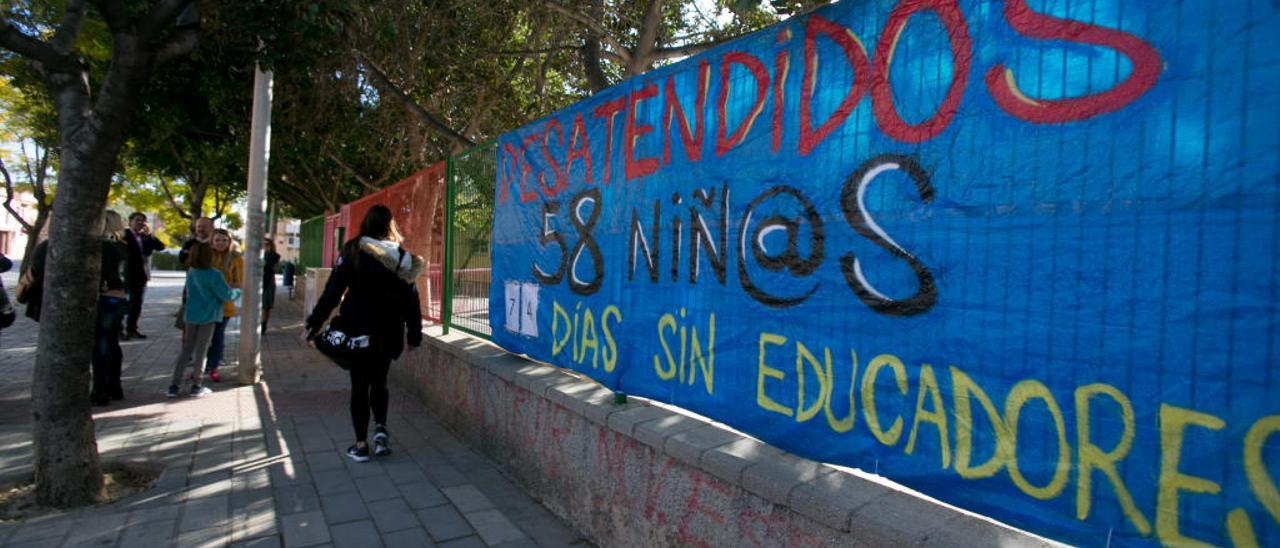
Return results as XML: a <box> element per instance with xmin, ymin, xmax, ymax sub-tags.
<box><xmin>305</xmin><ymin>204</ymin><xmax>423</xmax><ymax>462</ymax></box>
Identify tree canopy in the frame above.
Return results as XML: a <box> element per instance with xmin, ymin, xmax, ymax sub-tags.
<box><xmin>5</xmin><ymin>1</ymin><xmax>805</xmax><ymax>221</ymax></box>
<box><xmin>262</xmin><ymin>0</ymin><xmax>798</xmax><ymax>218</ymax></box>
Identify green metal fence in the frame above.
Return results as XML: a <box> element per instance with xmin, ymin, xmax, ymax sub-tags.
<box><xmin>298</xmin><ymin>215</ymin><xmax>325</xmax><ymax>270</ymax></box>
<box><xmin>444</xmin><ymin>141</ymin><xmax>495</xmax><ymax>337</ymax></box>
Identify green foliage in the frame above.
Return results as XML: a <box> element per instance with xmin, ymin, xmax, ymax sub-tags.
<box><xmin>123</xmin><ymin>47</ymin><xmax>250</xmax><ymax>219</ymax></box>
<box><xmin>4</xmin><ymin>0</ymin><xmax>786</xmax><ymax>221</ymax></box>
<box><xmin>1</xmin><ymin>2</ymin><xmax>115</xmax><ymax>134</ymax></box>
<box><xmin>150</xmin><ymin>250</ymin><xmax>184</xmax><ymax>271</ymax></box>
<box><xmin>107</xmin><ymin>167</ymin><xmax>241</xmax><ymax>245</ymax></box>
<box><xmin>114</xmin><ymin>0</ymin><xmax>362</xmax><ymax>221</ymax></box>
<box><xmin>252</xmin><ymin>0</ymin><xmax>790</xmax><ymax>218</ymax></box>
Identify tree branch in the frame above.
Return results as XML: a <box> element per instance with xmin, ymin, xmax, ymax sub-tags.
<box><xmin>29</xmin><ymin>142</ymin><xmax>50</xmax><ymax>204</ymax></box>
<box><xmin>139</xmin><ymin>0</ymin><xmax>194</xmax><ymax>41</ymax></box>
<box><xmin>543</xmin><ymin>0</ymin><xmax>631</xmax><ymax>64</ymax></box>
<box><xmin>630</xmin><ymin>0</ymin><xmax>665</xmax><ymax>74</ymax></box>
<box><xmin>534</xmin><ymin>53</ymin><xmax>550</xmax><ymax>111</ymax></box>
<box><xmin>271</xmin><ymin>179</ymin><xmax>326</xmax><ymax>215</ymax></box>
<box><xmin>157</xmin><ymin>178</ymin><xmax>191</xmax><ymax>219</ymax></box>
<box><xmin>52</xmin><ymin>0</ymin><xmax>90</xmax><ymax>50</ymax></box>
<box><xmin>0</xmin><ymin>19</ymin><xmax>68</xmax><ymax>70</ymax></box>
<box><xmin>0</xmin><ymin>159</ymin><xmax>35</xmax><ymax>234</ymax></box>
<box><xmin>578</xmin><ymin>0</ymin><xmax>610</xmax><ymax>92</ymax></box>
<box><xmin>318</xmin><ymin>164</ymin><xmax>340</xmax><ymax>209</ymax></box>
<box><xmin>154</xmin><ymin>28</ymin><xmax>199</xmax><ymax>66</ymax></box>
<box><xmin>168</xmin><ymin>140</ymin><xmax>196</xmax><ymax>183</ymax></box>
<box><xmin>464</xmin><ymin>56</ymin><xmax>527</xmax><ymax>139</ymax></box>
<box><xmin>485</xmin><ymin>45</ymin><xmax>580</xmax><ymax>58</ymax></box>
<box><xmin>650</xmin><ymin>37</ymin><xmax>731</xmax><ymax>62</ymax></box>
<box><xmin>283</xmin><ymin>173</ymin><xmax>332</xmax><ymax>213</ymax></box>
<box><xmin>354</xmin><ymin>50</ymin><xmax>475</xmax><ymax>150</ymax></box>
<box><xmin>211</xmin><ymin>186</ymin><xmax>223</xmax><ymax>221</ymax></box>
<box><xmin>598</xmin><ymin>49</ymin><xmax>626</xmax><ymax>65</ymax></box>
<box><xmin>19</xmin><ymin>142</ymin><xmax>36</xmax><ymax>188</ymax></box>
<box><xmin>325</xmin><ymin>150</ymin><xmax>381</xmax><ymax>192</ymax></box>
<box><xmin>668</xmin><ymin>30</ymin><xmax>718</xmax><ymax>43</ymax></box>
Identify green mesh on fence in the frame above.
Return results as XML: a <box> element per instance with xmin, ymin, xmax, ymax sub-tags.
<box><xmin>444</xmin><ymin>141</ymin><xmax>495</xmax><ymax>337</ymax></box>
<box><xmin>299</xmin><ymin>215</ymin><xmax>325</xmax><ymax>270</ymax></box>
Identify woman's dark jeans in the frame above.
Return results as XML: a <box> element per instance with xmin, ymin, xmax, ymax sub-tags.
<box><xmin>92</xmin><ymin>295</ymin><xmax>127</xmax><ymax>403</ymax></box>
<box><xmin>205</xmin><ymin>316</ymin><xmax>231</xmax><ymax>371</ymax></box>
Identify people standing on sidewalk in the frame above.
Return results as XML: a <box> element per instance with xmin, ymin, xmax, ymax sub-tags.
<box><xmin>92</xmin><ymin>210</ymin><xmax>130</xmax><ymax>406</ymax></box>
<box><xmin>204</xmin><ymin>229</ymin><xmax>242</xmax><ymax>383</ymax></box>
<box><xmin>170</xmin><ymin>241</ymin><xmax>241</xmax><ymax>398</ymax></box>
<box><xmin>305</xmin><ymin>205</ymin><xmax>423</xmax><ymax>463</ymax></box>
<box><xmin>122</xmin><ymin>212</ymin><xmax>165</xmax><ymax>339</ymax></box>
<box><xmin>260</xmin><ymin>239</ymin><xmax>280</xmax><ymax>334</ymax></box>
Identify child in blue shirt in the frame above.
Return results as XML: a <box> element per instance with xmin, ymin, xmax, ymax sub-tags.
<box><xmin>170</xmin><ymin>241</ymin><xmax>241</xmax><ymax>397</ymax></box>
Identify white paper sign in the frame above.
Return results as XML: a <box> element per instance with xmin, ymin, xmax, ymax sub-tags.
<box><xmin>520</xmin><ymin>282</ymin><xmax>539</xmax><ymax>337</ymax></box>
<box><xmin>504</xmin><ymin>280</ymin><xmax>521</xmax><ymax>333</ymax></box>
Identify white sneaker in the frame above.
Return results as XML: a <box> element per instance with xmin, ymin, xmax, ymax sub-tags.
<box><xmin>372</xmin><ymin>426</ymin><xmax>391</xmax><ymax>457</ymax></box>
<box><xmin>191</xmin><ymin>385</ymin><xmax>212</xmax><ymax>398</ymax></box>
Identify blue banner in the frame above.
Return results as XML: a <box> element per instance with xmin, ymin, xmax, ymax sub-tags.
<box><xmin>489</xmin><ymin>1</ymin><xmax>1280</xmax><ymax>545</ymax></box>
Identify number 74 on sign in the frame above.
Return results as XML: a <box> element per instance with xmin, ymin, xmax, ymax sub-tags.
<box><xmin>505</xmin><ymin>281</ymin><xmax>539</xmax><ymax>337</ymax></box>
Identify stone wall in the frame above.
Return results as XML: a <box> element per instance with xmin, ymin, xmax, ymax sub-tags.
<box><xmin>395</xmin><ymin>328</ymin><xmax>1059</xmax><ymax>547</ymax></box>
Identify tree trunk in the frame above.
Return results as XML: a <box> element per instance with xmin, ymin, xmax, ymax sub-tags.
<box><xmin>32</xmin><ymin>33</ymin><xmax>149</xmax><ymax>508</ymax></box>
<box><xmin>31</xmin><ymin>147</ymin><xmax>110</xmax><ymax>506</ymax></box>
<box><xmin>187</xmin><ymin>178</ymin><xmax>207</xmax><ymax>223</ymax></box>
<box><xmin>579</xmin><ymin>0</ymin><xmax>610</xmax><ymax>93</ymax></box>
<box><xmin>1</xmin><ymin>0</ymin><xmax>199</xmax><ymax>509</ymax></box>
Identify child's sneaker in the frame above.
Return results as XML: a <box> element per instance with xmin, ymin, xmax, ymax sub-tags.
<box><xmin>209</xmin><ymin>370</ymin><xmax>221</xmax><ymax>383</ymax></box>
<box><xmin>166</xmin><ymin>385</ymin><xmax>179</xmax><ymax>398</ymax></box>
<box><xmin>372</xmin><ymin>425</ymin><xmax>391</xmax><ymax>457</ymax></box>
<box><xmin>191</xmin><ymin>385</ymin><xmax>212</xmax><ymax>398</ymax></box>
<box><xmin>346</xmin><ymin>444</ymin><xmax>370</xmax><ymax>463</ymax></box>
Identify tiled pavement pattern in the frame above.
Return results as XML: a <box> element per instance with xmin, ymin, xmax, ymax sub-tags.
<box><xmin>0</xmin><ymin>270</ymin><xmax>588</xmax><ymax>547</ymax></box>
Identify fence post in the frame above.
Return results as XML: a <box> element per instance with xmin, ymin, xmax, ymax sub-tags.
<box><xmin>442</xmin><ymin>155</ymin><xmax>456</xmax><ymax>335</ymax></box>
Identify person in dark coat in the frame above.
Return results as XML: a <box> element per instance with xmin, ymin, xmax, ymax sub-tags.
<box><xmin>93</xmin><ymin>210</ymin><xmax>130</xmax><ymax>406</ymax></box>
<box><xmin>260</xmin><ymin>239</ymin><xmax>280</xmax><ymax>334</ymax></box>
<box><xmin>24</xmin><ymin>239</ymin><xmax>48</xmax><ymax>322</ymax></box>
<box><xmin>281</xmin><ymin>261</ymin><xmax>295</xmax><ymax>299</ymax></box>
<box><xmin>305</xmin><ymin>204</ymin><xmax>423</xmax><ymax>462</ymax></box>
<box><xmin>122</xmin><ymin>212</ymin><xmax>166</xmax><ymax>339</ymax></box>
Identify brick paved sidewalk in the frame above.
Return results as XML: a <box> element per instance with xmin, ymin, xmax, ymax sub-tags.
<box><xmin>0</xmin><ymin>272</ymin><xmax>586</xmax><ymax>547</ymax></box>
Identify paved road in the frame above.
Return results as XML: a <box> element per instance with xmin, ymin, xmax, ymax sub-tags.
<box><xmin>0</xmin><ymin>271</ymin><xmax>587</xmax><ymax>547</ymax></box>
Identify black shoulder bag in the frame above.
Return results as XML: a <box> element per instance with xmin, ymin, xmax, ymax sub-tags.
<box><xmin>313</xmin><ymin>249</ymin><xmax>405</xmax><ymax>369</ymax></box>
<box><xmin>313</xmin><ymin>315</ymin><xmax>371</xmax><ymax>370</ymax></box>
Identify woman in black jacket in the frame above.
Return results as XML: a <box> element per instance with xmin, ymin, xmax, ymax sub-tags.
<box><xmin>94</xmin><ymin>210</ymin><xmax>130</xmax><ymax>405</ymax></box>
<box><xmin>306</xmin><ymin>205</ymin><xmax>424</xmax><ymax>462</ymax></box>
